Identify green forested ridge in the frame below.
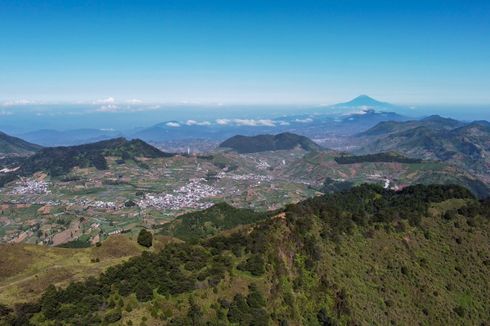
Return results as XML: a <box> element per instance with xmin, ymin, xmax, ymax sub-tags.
<box><xmin>1</xmin><ymin>184</ymin><xmax>489</xmax><ymax>325</ymax></box>
<box><xmin>334</xmin><ymin>152</ymin><xmax>422</xmax><ymax>164</ymax></box>
<box><xmin>0</xmin><ymin>131</ymin><xmax>42</xmax><ymax>155</ymax></box>
<box><xmin>158</xmin><ymin>202</ymin><xmax>269</xmax><ymax>242</ymax></box>
<box><xmin>219</xmin><ymin>132</ymin><xmax>322</xmax><ymax>153</ymax></box>
<box><xmin>357</xmin><ymin>118</ymin><xmax>490</xmax><ymax>178</ymax></box>
<box><xmin>0</xmin><ymin>138</ymin><xmax>173</xmax><ymax>186</ymax></box>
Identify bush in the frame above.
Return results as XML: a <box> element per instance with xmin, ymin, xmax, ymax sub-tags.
<box><xmin>237</xmin><ymin>254</ymin><xmax>265</xmax><ymax>276</ymax></box>
<box><xmin>137</xmin><ymin>229</ymin><xmax>153</xmax><ymax>248</ymax></box>
<box><xmin>104</xmin><ymin>310</ymin><xmax>122</xmax><ymax>323</ymax></box>
<box><xmin>135</xmin><ymin>281</ymin><xmax>153</xmax><ymax>302</ymax></box>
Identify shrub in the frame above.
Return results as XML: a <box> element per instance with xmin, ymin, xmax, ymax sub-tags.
<box><xmin>237</xmin><ymin>254</ymin><xmax>265</xmax><ymax>276</ymax></box>
<box><xmin>137</xmin><ymin>229</ymin><xmax>153</xmax><ymax>248</ymax></box>
<box><xmin>104</xmin><ymin>310</ymin><xmax>122</xmax><ymax>323</ymax></box>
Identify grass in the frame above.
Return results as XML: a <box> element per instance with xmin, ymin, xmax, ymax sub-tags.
<box><xmin>0</xmin><ymin>234</ymin><xmax>174</xmax><ymax>305</ymax></box>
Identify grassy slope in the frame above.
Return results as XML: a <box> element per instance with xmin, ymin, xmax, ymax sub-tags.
<box><xmin>286</xmin><ymin>151</ymin><xmax>489</xmax><ymax>197</ymax></box>
<box><xmin>0</xmin><ymin>235</ymin><xmax>175</xmax><ymax>305</ymax></box>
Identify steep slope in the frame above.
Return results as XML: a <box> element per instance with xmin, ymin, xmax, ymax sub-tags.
<box><xmin>2</xmin><ymin>184</ymin><xmax>489</xmax><ymax>325</ymax></box>
<box><xmin>282</xmin><ymin>151</ymin><xmax>490</xmax><ymax>198</ymax></box>
<box><xmin>0</xmin><ymin>131</ymin><xmax>42</xmax><ymax>156</ymax></box>
<box><xmin>356</xmin><ymin>117</ymin><xmax>490</xmax><ymax>181</ymax></box>
<box><xmin>0</xmin><ymin>138</ymin><xmax>173</xmax><ymax>186</ymax></box>
<box><xmin>219</xmin><ymin>132</ymin><xmax>322</xmax><ymax>153</ymax></box>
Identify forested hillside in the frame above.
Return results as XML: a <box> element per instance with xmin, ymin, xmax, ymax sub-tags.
<box><xmin>0</xmin><ymin>131</ymin><xmax>41</xmax><ymax>155</ymax></box>
<box><xmin>0</xmin><ymin>138</ymin><xmax>173</xmax><ymax>186</ymax></box>
<box><xmin>219</xmin><ymin>132</ymin><xmax>322</xmax><ymax>153</ymax></box>
<box><xmin>1</xmin><ymin>184</ymin><xmax>489</xmax><ymax>325</ymax></box>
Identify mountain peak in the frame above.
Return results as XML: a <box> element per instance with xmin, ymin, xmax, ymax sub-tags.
<box><xmin>343</xmin><ymin>95</ymin><xmax>386</xmax><ymax>107</ymax></box>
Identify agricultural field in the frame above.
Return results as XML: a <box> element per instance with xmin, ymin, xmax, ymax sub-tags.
<box><xmin>0</xmin><ymin>148</ymin><xmax>485</xmax><ymax>247</ymax></box>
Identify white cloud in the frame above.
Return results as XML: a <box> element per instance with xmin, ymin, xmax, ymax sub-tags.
<box><xmin>0</xmin><ymin>110</ymin><xmax>13</xmax><ymax>116</ymax></box>
<box><xmin>277</xmin><ymin>120</ymin><xmax>290</xmax><ymax>126</ymax></box>
<box><xmin>97</xmin><ymin>104</ymin><xmax>119</xmax><ymax>112</ymax></box>
<box><xmin>2</xmin><ymin>99</ymin><xmax>36</xmax><ymax>106</ymax></box>
<box><xmin>216</xmin><ymin>119</ymin><xmax>231</xmax><ymax>125</ymax></box>
<box><xmin>294</xmin><ymin>118</ymin><xmax>313</xmax><ymax>123</ymax></box>
<box><xmin>215</xmin><ymin>118</ymin><xmax>276</xmax><ymax>127</ymax></box>
<box><xmin>93</xmin><ymin>97</ymin><xmax>116</xmax><ymax>104</ymax></box>
<box><xmin>126</xmin><ymin>99</ymin><xmax>143</xmax><ymax>104</ymax></box>
<box><xmin>166</xmin><ymin>122</ymin><xmax>181</xmax><ymax>127</ymax></box>
<box><xmin>233</xmin><ymin>119</ymin><xmax>276</xmax><ymax>127</ymax></box>
<box><xmin>185</xmin><ymin>120</ymin><xmax>211</xmax><ymax>126</ymax></box>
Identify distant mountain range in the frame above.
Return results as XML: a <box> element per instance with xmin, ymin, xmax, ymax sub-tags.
<box><xmin>0</xmin><ymin>131</ymin><xmax>42</xmax><ymax>156</ymax></box>
<box><xmin>9</xmin><ymin>96</ymin><xmax>414</xmax><ymax>146</ymax></box>
<box><xmin>219</xmin><ymin>132</ymin><xmax>322</xmax><ymax>153</ymax></box>
<box><xmin>19</xmin><ymin>128</ymin><xmax>123</xmax><ymax>146</ymax></box>
<box><xmin>356</xmin><ymin>115</ymin><xmax>490</xmax><ymax>181</ymax></box>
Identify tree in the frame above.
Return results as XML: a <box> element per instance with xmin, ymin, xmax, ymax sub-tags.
<box><xmin>137</xmin><ymin>229</ymin><xmax>153</xmax><ymax>248</ymax></box>
<box><xmin>135</xmin><ymin>281</ymin><xmax>153</xmax><ymax>302</ymax></box>
<box><xmin>41</xmin><ymin>284</ymin><xmax>59</xmax><ymax>319</ymax></box>
<box><xmin>187</xmin><ymin>297</ymin><xmax>203</xmax><ymax>325</ymax></box>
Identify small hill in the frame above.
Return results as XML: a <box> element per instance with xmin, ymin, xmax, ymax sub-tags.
<box><xmin>0</xmin><ymin>138</ymin><xmax>173</xmax><ymax>186</ymax></box>
<box><xmin>0</xmin><ymin>131</ymin><xmax>41</xmax><ymax>156</ymax></box>
<box><xmin>159</xmin><ymin>202</ymin><xmax>268</xmax><ymax>241</ymax></box>
<box><xmin>219</xmin><ymin>132</ymin><xmax>322</xmax><ymax>153</ymax></box>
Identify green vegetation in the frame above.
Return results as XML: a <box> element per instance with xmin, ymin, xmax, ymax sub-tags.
<box><xmin>2</xmin><ymin>183</ymin><xmax>488</xmax><ymax>325</ymax></box>
<box><xmin>137</xmin><ymin>229</ymin><xmax>153</xmax><ymax>248</ymax></box>
<box><xmin>219</xmin><ymin>132</ymin><xmax>322</xmax><ymax>153</ymax></box>
<box><xmin>0</xmin><ymin>131</ymin><xmax>41</xmax><ymax>155</ymax></box>
<box><xmin>321</xmin><ymin>177</ymin><xmax>354</xmax><ymax>194</ymax></box>
<box><xmin>357</xmin><ymin>117</ymin><xmax>490</xmax><ymax>181</ymax></box>
<box><xmin>159</xmin><ymin>202</ymin><xmax>269</xmax><ymax>241</ymax></box>
<box><xmin>0</xmin><ymin>236</ymin><xmax>145</xmax><ymax>305</ymax></box>
<box><xmin>0</xmin><ymin>138</ymin><xmax>174</xmax><ymax>186</ymax></box>
<box><xmin>335</xmin><ymin>152</ymin><xmax>422</xmax><ymax>164</ymax></box>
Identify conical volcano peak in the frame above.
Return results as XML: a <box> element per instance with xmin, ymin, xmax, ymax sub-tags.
<box><xmin>343</xmin><ymin>95</ymin><xmax>386</xmax><ymax>106</ymax></box>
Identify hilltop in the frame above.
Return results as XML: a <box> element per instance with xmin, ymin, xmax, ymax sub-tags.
<box><xmin>0</xmin><ymin>138</ymin><xmax>173</xmax><ymax>186</ymax></box>
<box><xmin>2</xmin><ymin>184</ymin><xmax>488</xmax><ymax>325</ymax></box>
<box><xmin>219</xmin><ymin>132</ymin><xmax>322</xmax><ymax>153</ymax></box>
<box><xmin>0</xmin><ymin>131</ymin><xmax>41</xmax><ymax>156</ymax></box>
<box><xmin>159</xmin><ymin>202</ymin><xmax>269</xmax><ymax>242</ymax></box>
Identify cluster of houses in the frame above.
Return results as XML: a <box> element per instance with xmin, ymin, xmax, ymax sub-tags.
<box><xmin>10</xmin><ymin>178</ymin><xmax>50</xmax><ymax>195</ymax></box>
<box><xmin>137</xmin><ymin>178</ymin><xmax>221</xmax><ymax>210</ymax></box>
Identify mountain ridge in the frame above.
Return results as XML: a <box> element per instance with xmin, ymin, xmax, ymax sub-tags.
<box><xmin>0</xmin><ymin>131</ymin><xmax>42</xmax><ymax>156</ymax></box>
<box><xmin>0</xmin><ymin>137</ymin><xmax>173</xmax><ymax>186</ymax></box>
<box><xmin>219</xmin><ymin>132</ymin><xmax>322</xmax><ymax>153</ymax></box>
<box><xmin>356</xmin><ymin>116</ymin><xmax>490</xmax><ymax>181</ymax></box>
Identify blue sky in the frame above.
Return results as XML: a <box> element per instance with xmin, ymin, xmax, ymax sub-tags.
<box><xmin>1</xmin><ymin>0</ymin><xmax>489</xmax><ymax>105</ymax></box>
